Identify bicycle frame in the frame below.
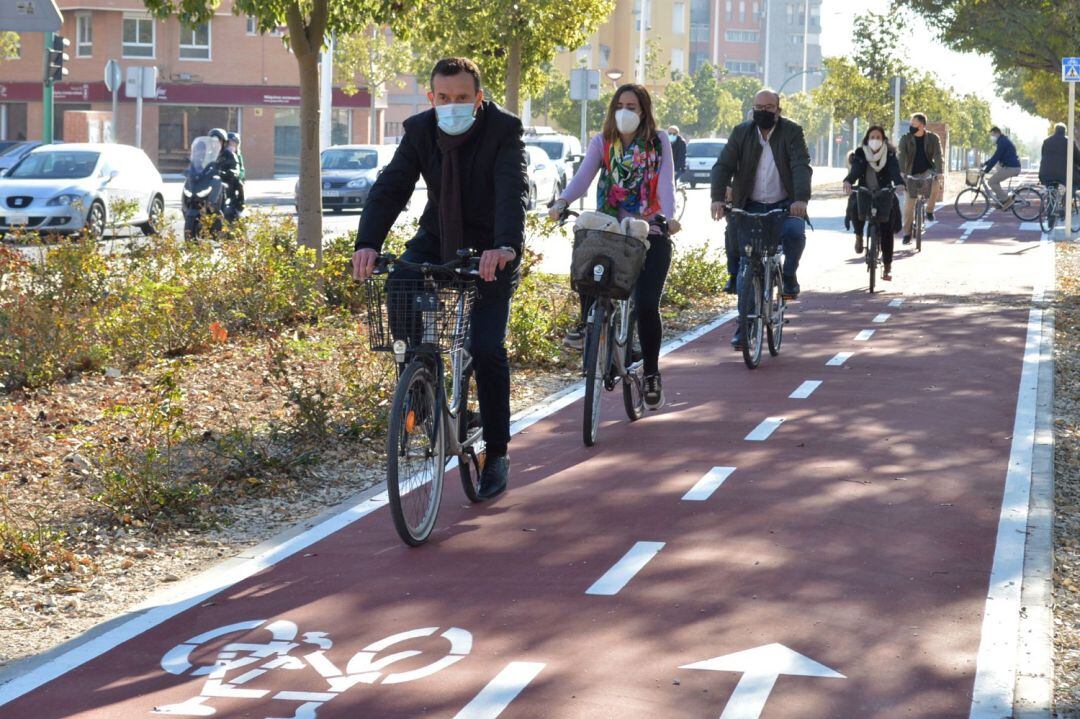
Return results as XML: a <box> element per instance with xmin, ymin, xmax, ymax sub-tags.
<box><xmin>583</xmin><ymin>294</ymin><xmax>637</xmax><ymax>388</ymax></box>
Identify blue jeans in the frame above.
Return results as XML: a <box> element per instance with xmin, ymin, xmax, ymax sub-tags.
<box><xmin>730</xmin><ymin>200</ymin><xmax>806</xmax><ymax>341</ymax></box>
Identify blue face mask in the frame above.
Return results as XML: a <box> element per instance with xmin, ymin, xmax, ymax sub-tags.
<box><xmin>436</xmin><ymin>102</ymin><xmax>478</xmax><ymax>135</ymax></box>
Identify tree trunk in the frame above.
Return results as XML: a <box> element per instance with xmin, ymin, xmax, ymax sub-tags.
<box><xmin>504</xmin><ymin>38</ymin><xmax>522</xmax><ymax>115</ymax></box>
<box><xmin>296</xmin><ymin>49</ymin><xmax>324</xmax><ymax>267</ymax></box>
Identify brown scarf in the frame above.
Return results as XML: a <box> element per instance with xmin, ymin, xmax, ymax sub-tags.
<box><xmin>436</xmin><ymin>105</ymin><xmax>484</xmax><ymax>261</ymax></box>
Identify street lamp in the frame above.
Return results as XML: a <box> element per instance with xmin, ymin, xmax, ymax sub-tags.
<box><xmin>776</xmin><ymin>68</ymin><xmax>824</xmax><ymax>97</ymax></box>
<box><xmin>605</xmin><ymin>68</ymin><xmax>624</xmax><ymax>88</ymax></box>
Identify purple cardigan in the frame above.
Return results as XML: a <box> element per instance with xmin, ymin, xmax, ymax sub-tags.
<box><xmin>559</xmin><ymin>131</ymin><xmax>676</xmax><ymax>224</ymax></box>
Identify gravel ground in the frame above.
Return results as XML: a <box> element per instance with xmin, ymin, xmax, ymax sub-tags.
<box><xmin>1054</xmin><ymin>239</ymin><xmax>1080</xmax><ymax>717</ymax></box>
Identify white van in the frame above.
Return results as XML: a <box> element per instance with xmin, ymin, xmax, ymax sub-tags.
<box><xmin>684</xmin><ymin>138</ymin><xmax>728</xmax><ymax>188</ymax></box>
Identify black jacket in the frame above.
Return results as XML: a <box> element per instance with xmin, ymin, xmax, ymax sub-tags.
<box><xmin>711</xmin><ymin>116</ymin><xmax>812</xmax><ymax>206</ymax></box>
<box><xmin>671</xmin><ymin>134</ymin><xmax>687</xmax><ymax>172</ymax></box>
<box><xmin>355</xmin><ymin>101</ymin><xmax>529</xmax><ymax>256</ymax></box>
<box><xmin>844</xmin><ymin>146</ymin><xmax>903</xmax><ymax>231</ymax></box>
<box><xmin>1039</xmin><ymin>127</ymin><xmax>1080</xmax><ymax>186</ymax></box>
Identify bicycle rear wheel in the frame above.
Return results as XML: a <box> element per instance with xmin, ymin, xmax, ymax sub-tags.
<box><xmin>455</xmin><ymin>363</ymin><xmax>484</xmax><ymax>503</ymax></box>
<box><xmin>1011</xmin><ymin>186</ymin><xmax>1044</xmax><ymax>222</ymax></box>
<box><xmin>954</xmin><ymin>188</ymin><xmax>989</xmax><ymax>220</ymax></box>
<box><xmin>766</xmin><ymin>264</ymin><xmax>785</xmax><ymax>356</ymax></box>
<box><xmin>386</xmin><ymin>359</ymin><xmax>445</xmax><ymax>546</ymax></box>
<box><xmin>620</xmin><ymin>302</ymin><xmax>645</xmax><ymax>421</ymax></box>
<box><xmin>1071</xmin><ymin>193</ymin><xmax>1080</xmax><ymax>232</ymax></box>
<box><xmin>1042</xmin><ymin>193</ymin><xmax>1058</xmax><ymax>233</ymax></box>
<box><xmin>675</xmin><ymin>188</ymin><xmax>687</xmax><ymax>222</ymax></box>
<box><xmin>867</xmin><ymin>225</ymin><xmax>879</xmax><ymax>294</ymax></box>
<box><xmin>739</xmin><ymin>270</ymin><xmax>764</xmax><ymax>369</ymax></box>
<box><xmin>582</xmin><ymin>300</ymin><xmax>609</xmax><ymax>446</ymax></box>
<box><xmin>914</xmin><ymin>202</ymin><xmax>924</xmax><ymax>252</ymax></box>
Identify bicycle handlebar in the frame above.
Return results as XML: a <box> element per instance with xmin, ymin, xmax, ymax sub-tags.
<box><xmin>373</xmin><ymin>250</ymin><xmax>481</xmax><ymax>278</ymax></box>
<box><xmin>720</xmin><ymin>203</ymin><xmax>813</xmax><ymax>230</ymax></box>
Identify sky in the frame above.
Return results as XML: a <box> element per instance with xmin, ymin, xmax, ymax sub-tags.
<box><xmin>819</xmin><ymin>0</ymin><xmax>1051</xmax><ymax>147</ymax></box>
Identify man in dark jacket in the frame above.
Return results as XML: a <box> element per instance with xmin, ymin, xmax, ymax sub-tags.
<box><xmin>668</xmin><ymin>125</ymin><xmax>687</xmax><ymax>178</ymax></box>
<box><xmin>710</xmin><ymin>89</ymin><xmax>811</xmax><ymax>347</ymax></box>
<box><xmin>983</xmin><ymin>126</ymin><xmax>1022</xmax><ymax>207</ymax></box>
<box><xmin>1039</xmin><ymin>123</ymin><xmax>1080</xmax><ymax>187</ymax></box>
<box><xmin>897</xmin><ymin>112</ymin><xmax>942</xmax><ymax>243</ymax></box>
<box><xmin>353</xmin><ymin>57</ymin><xmax>528</xmax><ymax>500</ymax></box>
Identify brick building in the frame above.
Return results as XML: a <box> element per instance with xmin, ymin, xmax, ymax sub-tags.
<box><xmin>0</xmin><ymin>1</ymin><xmax>376</xmax><ymax>178</ymax></box>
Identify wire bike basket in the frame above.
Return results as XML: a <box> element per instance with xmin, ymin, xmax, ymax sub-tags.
<box><xmin>855</xmin><ymin>190</ymin><xmax>895</xmax><ymax>223</ymax></box>
<box><xmin>363</xmin><ymin>277</ymin><xmax>476</xmax><ymax>356</ymax></box>
<box><xmin>730</xmin><ymin>212</ymin><xmax>785</xmax><ymax>257</ymax></box>
<box><xmin>571</xmin><ymin>228</ymin><xmax>649</xmax><ymax>300</ymax></box>
<box><xmin>965</xmin><ymin>169</ymin><xmax>982</xmax><ymax>187</ymax></box>
<box><xmin>906</xmin><ymin>175</ymin><xmax>935</xmax><ymax>198</ymax></box>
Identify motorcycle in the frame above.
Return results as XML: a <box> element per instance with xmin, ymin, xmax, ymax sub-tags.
<box><xmin>182</xmin><ymin>136</ymin><xmax>225</xmax><ymax>239</ymax></box>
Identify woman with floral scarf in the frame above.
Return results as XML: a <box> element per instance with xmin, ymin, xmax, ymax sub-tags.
<box><xmin>549</xmin><ymin>84</ymin><xmax>677</xmax><ymax>410</ymax></box>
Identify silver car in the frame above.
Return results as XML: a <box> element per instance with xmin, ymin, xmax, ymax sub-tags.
<box><xmin>0</xmin><ymin>143</ymin><xmax>165</xmax><ymax>237</ymax></box>
<box><xmin>295</xmin><ymin>145</ymin><xmax>397</xmax><ymax>214</ymax></box>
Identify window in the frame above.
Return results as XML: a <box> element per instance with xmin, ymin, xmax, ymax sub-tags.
<box><xmin>739</xmin><ymin>1</ymin><xmax>745</xmax><ymax>22</ymax></box>
<box><xmin>789</xmin><ymin>33</ymin><xmax>804</xmax><ymax>45</ymax></box>
<box><xmin>247</xmin><ymin>16</ymin><xmax>284</xmax><ymax>36</ymax></box>
<box><xmin>725</xmin><ymin>30</ymin><xmax>759</xmax><ymax>42</ymax></box>
<box><xmin>599</xmin><ymin>44</ymin><xmax>611</xmax><ymax>69</ymax></box>
<box><xmin>724</xmin><ymin>60</ymin><xmax>758</xmax><ymax>74</ymax></box>
<box><xmin>76</xmin><ymin>13</ymin><xmax>92</xmax><ymax>57</ymax></box>
<box><xmin>179</xmin><ymin>20</ymin><xmax>211</xmax><ymax>60</ymax></box>
<box><xmin>672</xmin><ymin>2</ymin><xmax>686</xmax><ymax>34</ymax></box>
<box><xmin>671</xmin><ymin>48</ymin><xmax>685</xmax><ymax>73</ymax></box>
<box><xmin>122</xmin><ymin>15</ymin><xmax>155</xmax><ymax>58</ymax></box>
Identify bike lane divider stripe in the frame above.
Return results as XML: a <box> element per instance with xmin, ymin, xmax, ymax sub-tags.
<box><xmin>585</xmin><ymin>541</ymin><xmax>665</xmax><ymax>596</ymax></box>
<box><xmin>452</xmin><ymin>662</ymin><xmax>547</xmax><ymax>719</ymax></box>
<box><xmin>872</xmin><ymin>313</ymin><xmax>891</xmax><ymax>323</ymax></box>
<box><xmin>789</xmin><ymin>380</ymin><xmax>822</xmax><ymax>399</ymax></box>
<box><xmin>888</xmin><ymin>298</ymin><xmax>904</xmax><ymax>308</ymax></box>
<box><xmin>854</xmin><ymin>329</ymin><xmax>875</xmax><ymax>341</ymax></box>
<box><xmin>826</xmin><ymin>352</ymin><xmax>853</xmax><ymax>366</ymax></box>
<box><xmin>682</xmin><ymin>467</ymin><xmax>736</xmax><ymax>501</ymax></box>
<box><xmin>745</xmin><ymin>417</ymin><xmax>785</xmax><ymax>441</ymax></box>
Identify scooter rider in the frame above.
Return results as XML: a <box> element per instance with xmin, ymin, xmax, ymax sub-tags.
<box><xmin>209</xmin><ymin>128</ymin><xmax>241</xmax><ymax>220</ymax></box>
<box><xmin>227</xmin><ymin>132</ymin><xmax>246</xmax><ymax>216</ymax></box>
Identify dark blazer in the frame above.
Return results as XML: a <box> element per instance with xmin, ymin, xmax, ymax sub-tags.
<box><xmin>355</xmin><ymin>101</ymin><xmax>529</xmax><ymax>257</ymax></box>
<box><xmin>710</xmin><ymin>116</ymin><xmax>812</xmax><ymax>206</ymax></box>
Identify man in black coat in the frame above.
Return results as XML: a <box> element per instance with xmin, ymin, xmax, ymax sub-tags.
<box><xmin>353</xmin><ymin>57</ymin><xmax>529</xmax><ymax>500</ymax></box>
<box><xmin>1039</xmin><ymin>122</ymin><xmax>1080</xmax><ymax>188</ymax></box>
<box><xmin>668</xmin><ymin>125</ymin><xmax>688</xmax><ymax>179</ymax></box>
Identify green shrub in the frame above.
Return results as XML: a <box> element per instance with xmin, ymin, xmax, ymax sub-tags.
<box><xmin>664</xmin><ymin>244</ymin><xmax>729</xmax><ymax>309</ymax></box>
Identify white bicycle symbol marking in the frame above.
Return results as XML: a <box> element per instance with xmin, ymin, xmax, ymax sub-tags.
<box><xmin>153</xmin><ymin>619</ymin><xmax>472</xmax><ymax>718</ymax></box>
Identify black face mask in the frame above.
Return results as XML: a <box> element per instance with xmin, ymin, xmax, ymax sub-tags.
<box><xmin>753</xmin><ymin>109</ymin><xmax>777</xmax><ymax>130</ymax></box>
<box><xmin>909</xmin><ymin>125</ymin><xmax>920</xmax><ymax>135</ymax></box>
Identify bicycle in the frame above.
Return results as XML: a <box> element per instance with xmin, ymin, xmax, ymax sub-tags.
<box><xmin>853</xmin><ymin>186</ymin><xmax>897</xmax><ymax>294</ymax></box>
<box><xmin>955</xmin><ymin>168</ymin><xmax>1042</xmax><ymax>221</ymax></box>
<box><xmin>903</xmin><ymin>173</ymin><xmax>935</xmax><ymax>252</ymax></box>
<box><xmin>725</xmin><ymin>205</ymin><xmax>804</xmax><ymax>369</ymax></box>
<box><xmin>674</xmin><ymin>174</ymin><xmax>688</xmax><ymax>222</ymax></box>
<box><xmin>363</xmin><ymin>250</ymin><xmax>484</xmax><ymax>546</ymax></box>
<box><xmin>1039</xmin><ymin>182</ymin><xmax>1080</xmax><ymax>233</ymax></box>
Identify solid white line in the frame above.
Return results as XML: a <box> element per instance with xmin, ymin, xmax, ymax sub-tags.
<box><xmin>585</xmin><ymin>541</ymin><xmax>665</xmax><ymax>596</ymax></box>
<box><xmin>452</xmin><ymin>662</ymin><xmax>546</xmax><ymax>719</ymax></box>
<box><xmin>826</xmin><ymin>352</ymin><xmax>854</xmax><ymax>366</ymax></box>
<box><xmin>967</xmin><ymin>236</ymin><xmax>1050</xmax><ymax>718</ymax></box>
<box><xmin>0</xmin><ymin>312</ymin><xmax>743</xmax><ymax>706</ymax></box>
<box><xmin>682</xmin><ymin>467</ymin><xmax>736</xmax><ymax>501</ymax></box>
<box><xmin>888</xmin><ymin>298</ymin><xmax>904</xmax><ymax>308</ymax></box>
<box><xmin>854</xmin><ymin>329</ymin><xmax>875</xmax><ymax>341</ymax></box>
<box><xmin>789</xmin><ymin>380</ymin><xmax>822</xmax><ymax>399</ymax></box>
<box><xmin>745</xmin><ymin>417</ymin><xmax>785</xmax><ymax>441</ymax></box>
<box><xmin>872</xmin><ymin>313</ymin><xmax>891</xmax><ymax>323</ymax></box>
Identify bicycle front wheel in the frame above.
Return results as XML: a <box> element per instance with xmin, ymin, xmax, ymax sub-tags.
<box><xmin>867</xmin><ymin>225</ymin><xmax>879</xmax><ymax>294</ymax></box>
<box><xmin>1011</xmin><ymin>186</ymin><xmax>1044</xmax><ymax>222</ymax></box>
<box><xmin>766</xmin><ymin>264</ymin><xmax>785</xmax><ymax>356</ymax></box>
<box><xmin>954</xmin><ymin>188</ymin><xmax>989</xmax><ymax>220</ymax></box>
<box><xmin>1042</xmin><ymin>194</ymin><xmax>1059</xmax><ymax>233</ymax></box>
<box><xmin>914</xmin><ymin>202</ymin><xmax>924</xmax><ymax>252</ymax></box>
<box><xmin>739</xmin><ymin>270</ymin><xmax>764</xmax><ymax>369</ymax></box>
<box><xmin>386</xmin><ymin>359</ymin><xmax>446</xmax><ymax>546</ymax></box>
<box><xmin>582</xmin><ymin>300</ymin><xmax>609</xmax><ymax>446</ymax></box>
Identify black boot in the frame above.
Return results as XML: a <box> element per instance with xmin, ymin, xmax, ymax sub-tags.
<box><xmin>477</xmin><ymin>454</ymin><xmax>509</xmax><ymax>500</ymax></box>
<box><xmin>854</xmin><ymin>233</ymin><xmax>863</xmax><ymax>254</ymax></box>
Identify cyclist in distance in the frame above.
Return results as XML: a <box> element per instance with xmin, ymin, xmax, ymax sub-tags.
<box><xmin>843</xmin><ymin>125</ymin><xmax>904</xmax><ymax>281</ymax></box>
<box><xmin>709</xmin><ymin>88</ymin><xmax>812</xmax><ymax>350</ymax></box>
<box><xmin>897</xmin><ymin>112</ymin><xmax>942</xmax><ymax>244</ymax></box>
<box><xmin>982</xmin><ymin>126</ymin><xmax>1022</xmax><ymax>209</ymax></box>
<box><xmin>352</xmin><ymin>57</ymin><xmax>528</xmax><ymax>501</ymax></box>
<box><xmin>549</xmin><ymin>83</ymin><xmax>679</xmax><ymax>411</ymax></box>
<box><xmin>1039</xmin><ymin>122</ymin><xmax>1080</xmax><ymax>188</ymax></box>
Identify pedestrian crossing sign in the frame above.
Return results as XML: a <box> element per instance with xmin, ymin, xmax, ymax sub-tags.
<box><xmin>1063</xmin><ymin>57</ymin><xmax>1080</xmax><ymax>82</ymax></box>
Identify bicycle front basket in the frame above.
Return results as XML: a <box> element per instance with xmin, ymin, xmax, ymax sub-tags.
<box><xmin>363</xmin><ymin>277</ymin><xmax>476</xmax><ymax>355</ymax></box>
<box><xmin>855</xmin><ymin>191</ymin><xmax>893</xmax><ymax>223</ymax></box>
<box><xmin>571</xmin><ymin>228</ymin><xmax>649</xmax><ymax>299</ymax></box>
<box><xmin>731</xmin><ymin>212</ymin><xmax>785</xmax><ymax>255</ymax></box>
<box><xmin>965</xmin><ymin>169</ymin><xmax>981</xmax><ymax>187</ymax></box>
<box><xmin>906</xmin><ymin>175</ymin><xmax>935</xmax><ymax>198</ymax></box>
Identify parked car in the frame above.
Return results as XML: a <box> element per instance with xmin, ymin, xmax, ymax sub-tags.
<box><xmin>294</xmin><ymin>144</ymin><xmax>397</xmax><ymax>213</ymax></box>
<box><xmin>0</xmin><ymin>143</ymin><xmax>165</xmax><ymax>238</ymax></box>
<box><xmin>0</xmin><ymin>141</ymin><xmax>45</xmax><ymax>176</ymax></box>
<box><xmin>525</xmin><ymin>145</ymin><xmax>560</xmax><ymax>210</ymax></box>
<box><xmin>524</xmin><ymin>131</ymin><xmax>582</xmax><ymax>192</ymax></box>
<box><xmin>684</xmin><ymin>138</ymin><xmax>728</xmax><ymax>188</ymax></box>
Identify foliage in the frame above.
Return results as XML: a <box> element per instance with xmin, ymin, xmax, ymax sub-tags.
<box><xmin>335</xmin><ymin>26</ymin><xmax>414</xmax><ymax>100</ymax></box>
<box><xmin>654</xmin><ymin>75</ymin><xmax>699</xmax><ymax>132</ymax></box>
<box><xmin>780</xmin><ymin>91</ymin><xmax>828</xmax><ymax>140</ymax></box>
<box><xmin>0</xmin><ymin>31</ymin><xmax>18</xmax><ymax>60</ymax></box>
<box><xmin>664</xmin><ymin>244</ymin><xmax>729</xmax><ymax>309</ymax></box>
<box><xmin>718</xmin><ymin>75</ymin><xmax>762</xmax><ymax>119</ymax></box>
<box><xmin>531</xmin><ymin>66</ymin><xmax>613</xmax><ymax>136</ymax></box>
<box><xmin>652</xmin><ymin>63</ymin><xmax>742</xmax><ymax>139</ymax></box>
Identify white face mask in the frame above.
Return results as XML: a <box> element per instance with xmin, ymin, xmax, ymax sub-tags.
<box><xmin>615</xmin><ymin>108</ymin><xmax>641</xmax><ymax>135</ymax></box>
<box><xmin>867</xmin><ymin>138</ymin><xmax>883</xmax><ymax>151</ymax></box>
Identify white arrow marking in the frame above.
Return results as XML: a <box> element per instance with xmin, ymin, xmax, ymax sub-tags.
<box><xmin>957</xmin><ymin>220</ymin><xmax>992</xmax><ymax>243</ymax></box>
<box><xmin>789</xmin><ymin>380</ymin><xmax>822</xmax><ymax>399</ymax></box>
<box><xmin>745</xmin><ymin>417</ymin><xmax>784</xmax><ymax>441</ymax></box>
<box><xmin>453</xmin><ymin>662</ymin><xmax>546</xmax><ymax>719</ymax></box>
<box><xmin>683</xmin><ymin>466</ymin><xmax>736</xmax><ymax>501</ymax></box>
<box><xmin>681</xmin><ymin>643</ymin><xmax>845</xmax><ymax>719</ymax></box>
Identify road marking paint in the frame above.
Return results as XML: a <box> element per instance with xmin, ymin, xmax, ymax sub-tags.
<box><xmin>683</xmin><ymin>467</ymin><xmax>736</xmax><ymax>501</ymax></box>
<box><xmin>585</xmin><ymin>541</ymin><xmax>665</xmax><ymax>596</ymax></box>
<box><xmin>1019</xmin><ymin>222</ymin><xmax>1042</xmax><ymax>232</ymax></box>
<box><xmin>826</xmin><ymin>352</ymin><xmax>853</xmax><ymax>366</ymax></box>
<box><xmin>959</xmin><ymin>220</ymin><xmax>993</xmax><ymax>241</ymax></box>
<box><xmin>789</xmin><ymin>380</ymin><xmax>822</xmax><ymax>399</ymax></box>
<box><xmin>873</xmin><ymin>313</ymin><xmax>891</xmax><ymax>323</ymax></box>
<box><xmin>854</xmin><ymin>329</ymin><xmax>875</xmax><ymax>341</ymax></box>
<box><xmin>452</xmin><ymin>662</ymin><xmax>546</xmax><ymax>719</ymax></box>
<box><xmin>745</xmin><ymin>417</ymin><xmax>785</xmax><ymax>441</ymax></box>
<box><xmin>888</xmin><ymin>298</ymin><xmax>904</xmax><ymax>308</ymax></box>
<box><xmin>273</xmin><ymin>691</ymin><xmax>337</xmax><ymax>702</ymax></box>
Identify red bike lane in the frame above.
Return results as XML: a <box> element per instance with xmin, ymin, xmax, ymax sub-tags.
<box><xmin>0</xmin><ymin>208</ymin><xmax>1050</xmax><ymax>719</ymax></box>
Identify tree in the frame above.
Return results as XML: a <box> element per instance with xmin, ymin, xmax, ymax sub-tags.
<box><xmin>334</xmin><ymin>26</ymin><xmax>415</xmax><ymax>142</ymax></box>
<box><xmin>850</xmin><ymin>10</ymin><xmax>906</xmax><ymax>84</ymax></box>
<box><xmin>406</xmin><ymin>0</ymin><xmax>614</xmax><ymax>113</ymax></box>
<box><xmin>143</xmin><ymin>0</ymin><xmax>402</xmax><ymax>266</ymax></box>
<box><xmin>644</xmin><ymin>38</ymin><xmax>669</xmax><ymax>85</ymax></box>
<box><xmin>531</xmin><ymin>67</ymin><xmax>612</xmax><ymax>136</ymax></box>
<box><xmin>718</xmin><ymin>75</ymin><xmax>762</xmax><ymax>120</ymax></box>
<box><xmin>653</xmin><ymin>74</ymin><xmax>698</xmax><ymax>131</ymax></box>
<box><xmin>0</xmin><ymin>32</ymin><xmax>18</xmax><ymax>60</ymax></box>
<box><xmin>783</xmin><ymin>91</ymin><xmax>828</xmax><ymax>140</ymax></box>
<box><xmin>815</xmin><ymin>56</ymin><xmax>886</xmax><ymax>127</ymax></box>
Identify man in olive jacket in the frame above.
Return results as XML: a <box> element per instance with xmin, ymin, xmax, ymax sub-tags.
<box><xmin>710</xmin><ymin>89</ymin><xmax>811</xmax><ymax>348</ymax></box>
<box><xmin>352</xmin><ymin>57</ymin><xmax>528</xmax><ymax>501</ymax></box>
<box><xmin>897</xmin><ymin>112</ymin><xmax>942</xmax><ymax>243</ymax></box>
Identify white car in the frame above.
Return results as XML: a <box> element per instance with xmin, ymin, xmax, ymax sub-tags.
<box><xmin>684</xmin><ymin>138</ymin><xmax>728</xmax><ymax>188</ymax></box>
<box><xmin>525</xmin><ymin>145</ymin><xmax>560</xmax><ymax>210</ymax></box>
<box><xmin>0</xmin><ymin>143</ymin><xmax>165</xmax><ymax>238</ymax></box>
<box><xmin>524</xmin><ymin>132</ymin><xmax>582</xmax><ymax>191</ymax></box>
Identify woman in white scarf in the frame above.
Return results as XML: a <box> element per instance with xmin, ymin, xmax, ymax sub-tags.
<box><xmin>843</xmin><ymin>125</ymin><xmax>904</xmax><ymax>280</ymax></box>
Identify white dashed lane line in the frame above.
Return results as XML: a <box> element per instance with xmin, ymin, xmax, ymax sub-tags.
<box><xmin>888</xmin><ymin>298</ymin><xmax>904</xmax><ymax>308</ymax></box>
<box><xmin>789</xmin><ymin>380</ymin><xmax>822</xmax><ymax>399</ymax></box>
<box><xmin>682</xmin><ymin>467</ymin><xmax>736</xmax><ymax>501</ymax></box>
<box><xmin>854</xmin><ymin>329</ymin><xmax>875</xmax><ymax>341</ymax></box>
<box><xmin>585</xmin><ymin>542</ymin><xmax>665</xmax><ymax>596</ymax></box>
<box><xmin>452</xmin><ymin>662</ymin><xmax>547</xmax><ymax>719</ymax></box>
<box><xmin>745</xmin><ymin>417</ymin><xmax>785</xmax><ymax>441</ymax></box>
<box><xmin>827</xmin><ymin>352</ymin><xmax>854</xmax><ymax>366</ymax></box>
<box><xmin>872</xmin><ymin>313</ymin><xmax>891</xmax><ymax>323</ymax></box>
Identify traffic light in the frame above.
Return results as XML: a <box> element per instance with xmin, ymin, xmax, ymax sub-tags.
<box><xmin>46</xmin><ymin>35</ymin><xmax>69</xmax><ymax>84</ymax></box>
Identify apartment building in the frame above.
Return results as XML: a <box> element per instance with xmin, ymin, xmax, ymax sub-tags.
<box><xmin>0</xmin><ymin>1</ymin><xmax>376</xmax><ymax>178</ymax></box>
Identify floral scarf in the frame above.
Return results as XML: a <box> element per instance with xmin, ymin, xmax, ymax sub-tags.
<box><xmin>596</xmin><ymin>134</ymin><xmax>662</xmax><ymax>219</ymax></box>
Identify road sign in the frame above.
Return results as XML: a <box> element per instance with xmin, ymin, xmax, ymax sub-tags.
<box><xmin>103</xmin><ymin>60</ymin><xmax>121</xmax><ymax>93</ymax></box>
<box><xmin>0</xmin><ymin>0</ymin><xmax>62</xmax><ymax>32</ymax></box>
<box><xmin>1063</xmin><ymin>57</ymin><xmax>1080</xmax><ymax>82</ymax></box>
<box><xmin>569</xmin><ymin>68</ymin><xmax>600</xmax><ymax>102</ymax></box>
<box><xmin>124</xmin><ymin>65</ymin><xmax>157</xmax><ymax>99</ymax></box>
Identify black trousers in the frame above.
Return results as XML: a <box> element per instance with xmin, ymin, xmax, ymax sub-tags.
<box><xmin>853</xmin><ymin>219</ymin><xmax>895</xmax><ymax>265</ymax></box>
<box><xmin>388</xmin><ymin>248</ymin><xmax>515</xmax><ymax>456</ymax></box>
